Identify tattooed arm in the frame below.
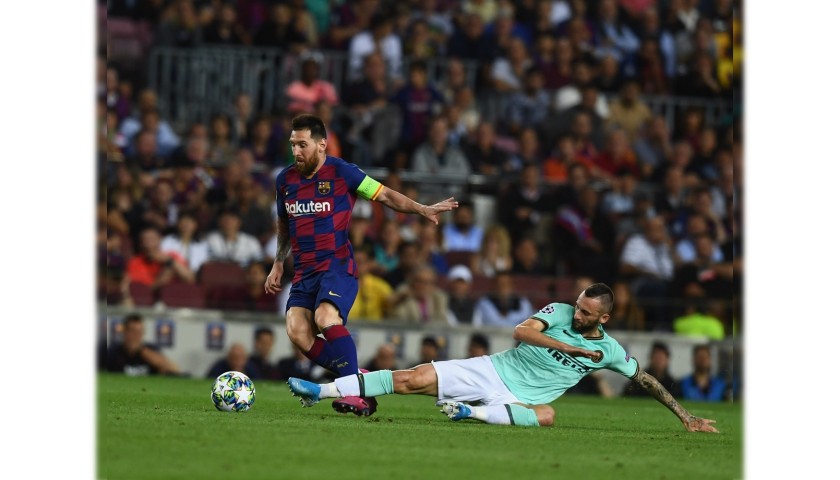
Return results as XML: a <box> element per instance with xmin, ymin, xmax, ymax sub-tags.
<box><xmin>634</xmin><ymin>370</ymin><xmax>719</xmax><ymax>433</ymax></box>
<box><xmin>265</xmin><ymin>216</ymin><xmax>291</xmax><ymax>295</ymax></box>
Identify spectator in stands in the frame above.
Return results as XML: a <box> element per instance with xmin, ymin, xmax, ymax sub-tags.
<box><xmin>608</xmin><ymin>280</ymin><xmax>646</xmax><ymax>331</ymax></box>
<box><xmin>633</xmin><ymin>115</ymin><xmax>673</xmax><ymax>180</ymax></box>
<box><xmin>364</xmin><ymin>343</ymin><xmax>399</xmax><ymax>372</ymax></box>
<box><xmin>553</xmin><ymin>61</ymin><xmax>611</xmax><ymax>120</ymax></box>
<box><xmin>207</xmin><ymin>114</ymin><xmax>237</xmax><ymax>169</ymax></box>
<box><xmin>637</xmin><ymin>6</ymin><xmax>677</xmax><ymax>80</ymax></box>
<box><xmin>403</xmin><ymin>18</ymin><xmax>442</xmax><ymax>60</ymax></box>
<box><xmin>160</xmin><ymin>210</ymin><xmax>209</xmax><ymax>274</ymax></box>
<box><xmin>389</xmin><ymin>264</ymin><xmax>451</xmax><ymax>325</ymax></box>
<box><xmin>467</xmin><ymin>333</ymin><xmax>490</xmax><ymax>358</ymax></box>
<box><xmin>243</xmin><ymin>115</ymin><xmax>282</xmax><ymax>169</ymax></box>
<box><xmin>104</xmin><ymin>313</ymin><xmax>181</xmax><ymax>376</ymax></box>
<box><xmin>591</xmin><ymin>128</ymin><xmax>641</xmax><ymax>181</ymax></box>
<box><xmin>445</xmin><ymin>12</ymin><xmax>494</xmax><ymax>63</ymax></box>
<box><xmin>593</xmin><ymin>54</ymin><xmax>622</xmax><ymax>94</ymax></box>
<box><xmin>653</xmin><ymin>166</ymin><xmax>687</xmax><ymax>225</ymax></box>
<box><xmin>607</xmin><ymin>78</ymin><xmax>652</xmax><ymax>143</ymax></box>
<box><xmin>601</xmin><ymin>168</ymin><xmax>640</xmax><ymax>223</ymax></box>
<box><xmin>473</xmin><ymin>270</ymin><xmax>533</xmax><ymax>327</ymax></box>
<box><xmin>342</xmin><ymin>51</ymin><xmax>399</xmax><ymax>163</ymax></box>
<box><xmin>504</xmin><ymin>66</ymin><xmax>551</xmax><ymax>137</ymax></box>
<box><xmin>227</xmin><ymin>262</ymin><xmax>281</xmax><ymax>313</ymax></box>
<box><xmin>125</xmin><ymin>129</ymin><xmax>168</xmax><ymax>174</ymax></box>
<box><xmin>205</xmin><ymin>207</ymin><xmax>264</xmax><ymax>267</ymax></box>
<box><xmin>231</xmin><ymin>176</ymin><xmax>274</xmax><ymax>245</ymax></box>
<box><xmin>249</xmin><ymin>326</ymin><xmax>279</xmax><ymax>381</ymax></box>
<box><xmin>436</xmin><ymin>58</ymin><xmax>470</xmax><ymax>104</ymax></box>
<box><xmin>592</xmin><ymin>0</ymin><xmax>640</xmax><ymax>74</ymax></box>
<box><xmin>674</xmin><ymin>213</ymin><xmax>725</xmax><ymax>264</ymax></box>
<box><xmin>349</xmin><ymin>249</ymin><xmax>394</xmax><ymax>322</ymax></box>
<box><xmin>373</xmin><ymin>218</ymin><xmax>403</xmax><ymax>278</ymax></box>
<box><xmin>348</xmin><ymin>12</ymin><xmax>403</xmax><ymax>84</ymax></box>
<box><xmin>555</xmin><ymin>185</ymin><xmax>617</xmax><ymax>283</ymax></box>
<box><xmin>672</xmin><ymin>298</ymin><xmax>727</xmax><ymax>341</ymax></box>
<box><xmin>511</xmin><ymin>236</ymin><xmax>553</xmax><ymax>276</ymax></box>
<box><xmin>679</xmin><ymin>344</ymin><xmax>727</xmax><ymax>402</ymax></box>
<box><xmin>127</xmin><ymin>226</ymin><xmax>196</xmax><ymax>290</ymax></box>
<box><xmin>415</xmin><ymin>220</ymin><xmax>449</xmax><ymax>275</ymax></box>
<box><xmin>463</xmin><ymin>121</ymin><xmax>511</xmax><ymax>179</ymax></box>
<box><xmin>497</xmin><ymin>163</ymin><xmax>557</xmax><ymax>248</ymax></box>
<box><xmin>207</xmin><ymin>342</ymin><xmax>263</xmax><ymax>380</ymax></box>
<box><xmin>618</xmin><ymin>214</ymin><xmax>678</xmax><ymax>331</ymax></box>
<box><xmin>410</xmin><ymin>115</ymin><xmax>472</xmax><ymax>178</ymax></box>
<box><xmin>202</xmin><ymin>2</ymin><xmax>247</xmax><ymax>46</ymax></box>
<box><xmin>413</xmin><ymin>335</ymin><xmax>445</xmax><ymax>365</ymax></box>
<box><xmin>285</xmin><ymin>51</ymin><xmax>340</xmax><ymax>115</ymax></box>
<box><xmin>445</xmin><ymin>264</ymin><xmax>477</xmax><ymax>326</ymax></box>
<box><xmin>230</xmin><ymin>93</ymin><xmax>254</xmax><ymax>145</ymax></box>
<box><xmin>622</xmin><ymin>341</ymin><xmax>680</xmax><ymax>397</ymax></box>
<box><xmin>470</xmin><ymin>224</ymin><xmax>513</xmax><ymax>279</ymax></box>
<box><xmin>490</xmin><ymin>36</ymin><xmax>532</xmax><ymax>94</ymax></box>
<box><xmin>442</xmin><ymin>200</ymin><xmax>483</xmax><ymax>253</ymax></box>
<box><xmin>252</xmin><ymin>3</ymin><xmax>309</xmax><ymax>52</ymax></box>
<box><xmin>155</xmin><ymin>0</ymin><xmax>203</xmax><ymax>48</ymax></box>
<box><xmin>390</xmin><ymin>60</ymin><xmax>446</xmax><ymax>153</ymax></box>
<box><xmin>568</xmin><ymin>111</ymin><xmax>601</xmax><ymax>170</ymax></box>
<box><xmin>538</xmin><ymin>35</ymin><xmax>573</xmax><ymax>90</ymax></box>
<box><xmin>119</xmin><ymin>93</ymin><xmax>181</xmax><ymax>158</ymax></box>
<box><xmin>636</xmin><ymin>38</ymin><xmax>669</xmax><ymax>96</ymax></box>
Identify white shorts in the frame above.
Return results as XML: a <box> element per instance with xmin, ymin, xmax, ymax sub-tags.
<box><xmin>430</xmin><ymin>356</ymin><xmax>520</xmax><ymax>406</ymax></box>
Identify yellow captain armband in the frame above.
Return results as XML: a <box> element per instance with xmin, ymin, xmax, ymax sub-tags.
<box><xmin>357</xmin><ymin>175</ymin><xmax>384</xmax><ymax>201</ymax></box>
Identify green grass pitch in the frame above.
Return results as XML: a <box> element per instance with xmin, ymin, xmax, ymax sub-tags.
<box><xmin>97</xmin><ymin>373</ymin><xmax>742</xmax><ymax>480</ymax></box>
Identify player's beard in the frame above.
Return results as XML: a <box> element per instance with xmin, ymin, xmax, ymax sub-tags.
<box><xmin>572</xmin><ymin>316</ymin><xmax>599</xmax><ymax>336</ymax></box>
<box><xmin>294</xmin><ymin>150</ymin><xmax>320</xmax><ymax>177</ymax></box>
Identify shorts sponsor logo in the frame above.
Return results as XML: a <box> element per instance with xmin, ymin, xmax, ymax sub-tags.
<box><xmin>285</xmin><ymin>200</ymin><xmax>332</xmax><ymax>216</ymax></box>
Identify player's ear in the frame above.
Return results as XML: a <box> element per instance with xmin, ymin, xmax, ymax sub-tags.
<box><xmin>599</xmin><ymin>313</ymin><xmax>610</xmax><ymax>325</ymax></box>
<box><xmin>319</xmin><ymin>137</ymin><xmax>327</xmax><ymax>153</ymax></box>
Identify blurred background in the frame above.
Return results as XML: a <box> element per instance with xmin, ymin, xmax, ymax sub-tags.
<box><xmin>96</xmin><ymin>0</ymin><xmax>741</xmax><ymax>400</ymax></box>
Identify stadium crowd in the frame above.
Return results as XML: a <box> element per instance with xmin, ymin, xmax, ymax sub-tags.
<box><xmin>98</xmin><ymin>0</ymin><xmax>741</xmax><ymax>336</ymax></box>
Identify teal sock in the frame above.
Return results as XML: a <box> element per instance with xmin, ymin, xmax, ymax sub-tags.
<box><xmin>507</xmin><ymin>404</ymin><xmax>540</xmax><ymax>427</ymax></box>
<box><xmin>334</xmin><ymin>370</ymin><xmax>394</xmax><ymax>397</ymax></box>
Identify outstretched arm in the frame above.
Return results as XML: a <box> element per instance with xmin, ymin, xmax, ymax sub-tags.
<box><xmin>374</xmin><ymin>186</ymin><xmax>459</xmax><ymax>225</ymax></box>
<box><xmin>634</xmin><ymin>370</ymin><xmax>719</xmax><ymax>433</ymax></box>
<box><xmin>513</xmin><ymin>318</ymin><xmax>602</xmax><ymax>361</ymax></box>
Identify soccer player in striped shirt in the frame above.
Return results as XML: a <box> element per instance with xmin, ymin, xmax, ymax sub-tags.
<box><xmin>265</xmin><ymin>114</ymin><xmax>458</xmax><ymax>416</ymax></box>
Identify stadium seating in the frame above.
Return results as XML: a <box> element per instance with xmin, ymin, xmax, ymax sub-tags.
<box><xmin>159</xmin><ymin>283</ymin><xmax>206</xmax><ymax>309</ymax></box>
<box><xmin>128</xmin><ymin>282</ymin><xmax>156</xmax><ymax>306</ymax></box>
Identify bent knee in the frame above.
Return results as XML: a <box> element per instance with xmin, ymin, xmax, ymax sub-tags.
<box><xmin>535</xmin><ymin>405</ymin><xmax>555</xmax><ymax>427</ymax></box>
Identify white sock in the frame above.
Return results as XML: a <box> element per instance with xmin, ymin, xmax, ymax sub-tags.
<box><xmin>333</xmin><ymin>374</ymin><xmax>361</xmax><ymax>397</ymax></box>
<box><xmin>318</xmin><ymin>382</ymin><xmax>340</xmax><ymax>399</ymax></box>
<box><xmin>469</xmin><ymin>405</ymin><xmax>513</xmax><ymax>425</ymax></box>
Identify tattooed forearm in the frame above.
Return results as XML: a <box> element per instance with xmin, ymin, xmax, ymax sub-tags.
<box><xmin>635</xmin><ymin>371</ymin><xmax>692</xmax><ymax>423</ymax></box>
<box><xmin>275</xmin><ymin>218</ymin><xmax>291</xmax><ymax>263</ymax></box>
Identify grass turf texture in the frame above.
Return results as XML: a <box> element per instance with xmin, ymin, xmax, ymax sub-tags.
<box><xmin>98</xmin><ymin>373</ymin><xmax>742</xmax><ymax>480</ymax></box>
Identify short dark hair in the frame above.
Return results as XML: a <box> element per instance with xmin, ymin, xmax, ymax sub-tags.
<box><xmin>584</xmin><ymin>282</ymin><xmax>614</xmax><ymax>314</ymax></box>
<box><xmin>651</xmin><ymin>341</ymin><xmax>670</xmax><ymax>357</ymax></box>
<box><xmin>291</xmin><ymin>114</ymin><xmax>327</xmax><ymax>140</ymax></box>
<box><xmin>124</xmin><ymin>313</ymin><xmax>143</xmax><ymax>325</ymax></box>
<box><xmin>469</xmin><ymin>333</ymin><xmax>489</xmax><ymax>350</ymax></box>
<box><xmin>421</xmin><ymin>336</ymin><xmax>439</xmax><ymax>349</ymax></box>
<box><xmin>254</xmin><ymin>326</ymin><xmax>274</xmax><ymax>340</ymax></box>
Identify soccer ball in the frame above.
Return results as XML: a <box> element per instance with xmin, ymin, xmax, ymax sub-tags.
<box><xmin>211</xmin><ymin>371</ymin><xmax>255</xmax><ymax>412</ymax></box>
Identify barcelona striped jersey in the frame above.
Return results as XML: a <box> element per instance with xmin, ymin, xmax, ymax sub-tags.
<box><xmin>275</xmin><ymin>155</ymin><xmax>383</xmax><ymax>283</ymax></box>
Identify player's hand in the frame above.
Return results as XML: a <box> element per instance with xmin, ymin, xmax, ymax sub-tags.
<box><xmin>264</xmin><ymin>263</ymin><xmax>284</xmax><ymax>295</ymax></box>
<box><xmin>422</xmin><ymin>197</ymin><xmax>459</xmax><ymax>225</ymax></box>
<box><xmin>569</xmin><ymin>348</ymin><xmax>603</xmax><ymax>362</ymax></box>
<box><xmin>683</xmin><ymin>415</ymin><xmax>719</xmax><ymax>433</ymax></box>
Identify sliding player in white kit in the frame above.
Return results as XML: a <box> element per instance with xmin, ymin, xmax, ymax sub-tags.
<box><xmin>288</xmin><ymin>283</ymin><xmax>718</xmax><ymax>432</ymax></box>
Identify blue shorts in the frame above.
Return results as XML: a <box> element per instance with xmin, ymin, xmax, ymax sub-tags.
<box><xmin>286</xmin><ymin>268</ymin><xmax>359</xmax><ymax>324</ymax></box>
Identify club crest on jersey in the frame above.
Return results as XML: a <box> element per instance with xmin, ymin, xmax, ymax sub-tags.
<box><xmin>318</xmin><ymin>181</ymin><xmax>331</xmax><ymax>195</ymax></box>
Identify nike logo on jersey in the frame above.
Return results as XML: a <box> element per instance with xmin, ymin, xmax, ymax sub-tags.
<box><xmin>328</xmin><ymin>291</ymin><xmax>341</xmax><ymax>297</ymax></box>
